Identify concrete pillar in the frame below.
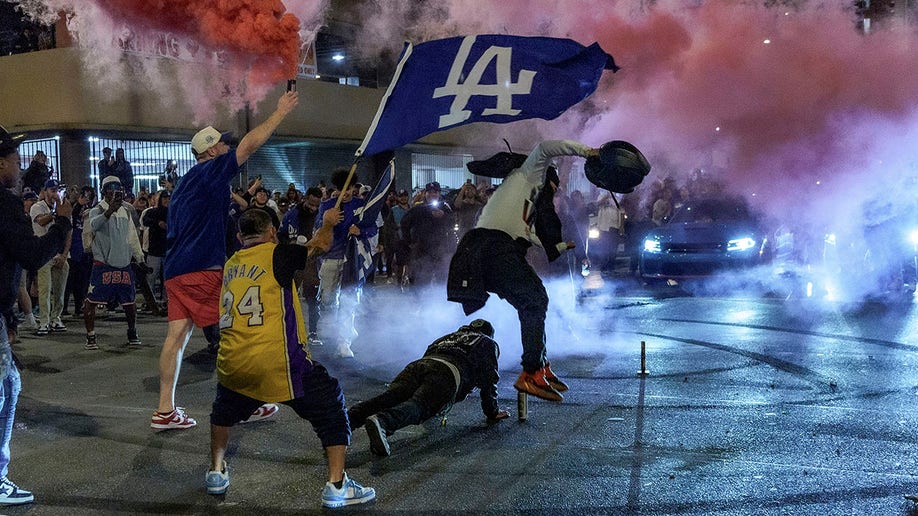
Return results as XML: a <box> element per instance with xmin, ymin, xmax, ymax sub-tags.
<box><xmin>58</xmin><ymin>132</ymin><xmax>91</xmax><ymax>189</ymax></box>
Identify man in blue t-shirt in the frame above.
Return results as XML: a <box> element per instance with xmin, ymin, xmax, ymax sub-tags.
<box><xmin>152</xmin><ymin>90</ymin><xmax>299</xmax><ymax>431</ymax></box>
<box><xmin>314</xmin><ymin>168</ymin><xmax>376</xmax><ymax>358</ymax></box>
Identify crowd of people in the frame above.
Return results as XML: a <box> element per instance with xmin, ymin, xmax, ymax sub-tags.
<box><xmin>0</xmin><ymin>90</ymin><xmax>671</xmax><ymax>509</ymax></box>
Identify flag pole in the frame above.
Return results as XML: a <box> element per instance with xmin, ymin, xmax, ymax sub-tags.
<box><xmin>308</xmin><ymin>41</ymin><xmax>413</xmax><ymax>257</ymax></box>
<box><xmin>307</xmin><ymin>156</ymin><xmax>360</xmax><ymax>258</ymax></box>
<box><xmin>333</xmin><ymin>158</ymin><xmax>361</xmax><ymax>211</ymax></box>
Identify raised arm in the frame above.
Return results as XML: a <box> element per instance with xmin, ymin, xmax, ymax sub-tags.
<box><xmin>235</xmin><ymin>91</ymin><xmax>299</xmax><ymax>165</ymax></box>
<box><xmin>520</xmin><ymin>140</ymin><xmax>598</xmax><ymax>184</ymax></box>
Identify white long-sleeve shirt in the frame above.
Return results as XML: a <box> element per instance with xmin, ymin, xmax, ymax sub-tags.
<box><xmin>476</xmin><ymin>140</ymin><xmax>593</xmax><ymax>245</ymax></box>
<box><xmin>88</xmin><ymin>200</ymin><xmax>144</xmax><ymax>268</ymax></box>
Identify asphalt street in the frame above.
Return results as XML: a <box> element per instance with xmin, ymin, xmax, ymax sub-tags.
<box><xmin>8</xmin><ymin>272</ymin><xmax>918</xmax><ymax>515</ymax></box>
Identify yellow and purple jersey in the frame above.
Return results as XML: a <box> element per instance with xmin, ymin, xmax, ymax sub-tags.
<box><xmin>217</xmin><ymin>241</ymin><xmax>312</xmax><ymax>402</ymax></box>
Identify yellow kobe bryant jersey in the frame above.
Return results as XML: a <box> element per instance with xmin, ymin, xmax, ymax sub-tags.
<box><xmin>216</xmin><ymin>242</ymin><xmax>311</xmax><ymax>402</ymax></box>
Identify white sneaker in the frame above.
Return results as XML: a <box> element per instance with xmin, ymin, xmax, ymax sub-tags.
<box><xmin>239</xmin><ymin>403</ymin><xmax>278</xmax><ymax>424</ymax></box>
<box><xmin>321</xmin><ymin>472</ymin><xmax>375</xmax><ymax>508</ymax></box>
<box><xmin>0</xmin><ymin>477</ymin><xmax>33</xmax><ymax>505</ymax></box>
<box><xmin>336</xmin><ymin>340</ymin><xmax>354</xmax><ymax>358</ymax></box>
<box><xmin>20</xmin><ymin>315</ymin><xmax>37</xmax><ymax>331</ymax></box>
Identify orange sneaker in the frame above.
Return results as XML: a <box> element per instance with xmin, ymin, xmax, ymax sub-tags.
<box><xmin>514</xmin><ymin>370</ymin><xmax>563</xmax><ymax>402</ymax></box>
<box><xmin>542</xmin><ymin>362</ymin><xmax>569</xmax><ymax>392</ymax></box>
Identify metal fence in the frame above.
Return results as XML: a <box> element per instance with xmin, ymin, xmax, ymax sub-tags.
<box><xmin>18</xmin><ymin>138</ymin><xmax>60</xmax><ymax>186</ymax></box>
<box><xmin>88</xmin><ymin>137</ymin><xmax>194</xmax><ymax>194</ymax></box>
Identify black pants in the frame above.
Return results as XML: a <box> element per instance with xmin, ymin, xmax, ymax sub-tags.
<box><xmin>65</xmin><ymin>257</ymin><xmax>92</xmax><ymax>315</ymax></box>
<box><xmin>348</xmin><ymin>358</ymin><xmax>455</xmax><ymax>432</ymax></box>
<box><xmin>476</xmin><ymin>229</ymin><xmax>549</xmax><ymax>373</ymax></box>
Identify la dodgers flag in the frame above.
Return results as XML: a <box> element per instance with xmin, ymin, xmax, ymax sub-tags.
<box><xmin>352</xmin><ymin>159</ymin><xmax>394</xmax><ymax>288</ymax></box>
<box><xmin>357</xmin><ymin>35</ymin><xmax>618</xmax><ymax>157</ymax></box>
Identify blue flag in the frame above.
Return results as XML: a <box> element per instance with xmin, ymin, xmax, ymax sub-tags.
<box><xmin>352</xmin><ymin>160</ymin><xmax>395</xmax><ymax>288</ymax></box>
<box><xmin>357</xmin><ymin>35</ymin><xmax>618</xmax><ymax>157</ymax></box>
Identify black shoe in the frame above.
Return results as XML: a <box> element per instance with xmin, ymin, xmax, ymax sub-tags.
<box><xmin>127</xmin><ymin>328</ymin><xmax>142</xmax><ymax>346</ymax></box>
<box><xmin>365</xmin><ymin>416</ymin><xmax>390</xmax><ymax>457</ymax></box>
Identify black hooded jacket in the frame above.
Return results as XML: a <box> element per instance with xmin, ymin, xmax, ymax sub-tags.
<box><xmin>423</xmin><ymin>327</ymin><xmax>500</xmax><ymax>418</ymax></box>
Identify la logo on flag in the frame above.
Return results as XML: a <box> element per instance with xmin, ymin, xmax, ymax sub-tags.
<box><xmin>356</xmin><ymin>34</ymin><xmax>618</xmax><ymax>158</ymax></box>
<box><xmin>433</xmin><ymin>36</ymin><xmax>537</xmax><ymax>129</ymax></box>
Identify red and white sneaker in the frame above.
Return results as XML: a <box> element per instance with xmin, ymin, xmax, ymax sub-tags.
<box><xmin>151</xmin><ymin>407</ymin><xmax>197</xmax><ymax>430</ymax></box>
<box><xmin>240</xmin><ymin>403</ymin><xmax>279</xmax><ymax>424</ymax></box>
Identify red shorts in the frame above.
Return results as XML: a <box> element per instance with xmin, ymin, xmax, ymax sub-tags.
<box><xmin>165</xmin><ymin>270</ymin><xmax>222</xmax><ymax>327</ymax></box>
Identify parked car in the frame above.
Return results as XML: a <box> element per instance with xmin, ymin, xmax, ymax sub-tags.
<box><xmin>803</xmin><ymin>213</ymin><xmax>918</xmax><ymax>303</ymax></box>
<box><xmin>639</xmin><ymin>197</ymin><xmax>770</xmax><ymax>281</ymax></box>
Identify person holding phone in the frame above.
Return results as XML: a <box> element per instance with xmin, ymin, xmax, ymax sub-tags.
<box><xmin>81</xmin><ymin>176</ymin><xmax>146</xmax><ymax>350</ymax></box>
<box><xmin>30</xmin><ymin>179</ymin><xmax>70</xmax><ymax>336</ymax></box>
<box><xmin>0</xmin><ymin>126</ymin><xmax>73</xmax><ymax>505</ymax></box>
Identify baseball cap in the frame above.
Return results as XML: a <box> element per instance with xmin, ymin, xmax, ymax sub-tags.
<box><xmin>191</xmin><ymin>126</ymin><xmax>234</xmax><ymax>155</ymax></box>
<box><xmin>22</xmin><ymin>191</ymin><xmax>38</xmax><ymax>201</ymax></box>
<box><xmin>0</xmin><ymin>125</ymin><xmax>25</xmax><ymax>156</ymax></box>
<box><xmin>43</xmin><ymin>179</ymin><xmax>60</xmax><ymax>190</ymax></box>
<box><xmin>101</xmin><ymin>175</ymin><xmax>121</xmax><ymax>190</ymax></box>
<box><xmin>425</xmin><ymin>181</ymin><xmax>441</xmax><ymax>192</ymax></box>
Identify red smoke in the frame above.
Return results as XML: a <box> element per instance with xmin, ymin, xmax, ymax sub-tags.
<box><xmin>93</xmin><ymin>0</ymin><xmax>301</xmax><ymax>85</ymax></box>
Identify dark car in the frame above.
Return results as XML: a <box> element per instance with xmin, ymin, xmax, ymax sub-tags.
<box><xmin>639</xmin><ymin>197</ymin><xmax>770</xmax><ymax>280</ymax></box>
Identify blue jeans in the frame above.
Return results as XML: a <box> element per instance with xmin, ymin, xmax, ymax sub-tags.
<box><xmin>0</xmin><ymin>319</ymin><xmax>21</xmax><ymax>478</ymax></box>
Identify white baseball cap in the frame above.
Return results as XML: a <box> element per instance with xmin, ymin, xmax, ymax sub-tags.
<box><xmin>101</xmin><ymin>175</ymin><xmax>121</xmax><ymax>190</ymax></box>
<box><xmin>191</xmin><ymin>126</ymin><xmax>234</xmax><ymax>155</ymax></box>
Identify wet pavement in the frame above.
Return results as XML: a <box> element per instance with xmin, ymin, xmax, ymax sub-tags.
<box><xmin>8</xmin><ymin>273</ymin><xmax>918</xmax><ymax>515</ymax></box>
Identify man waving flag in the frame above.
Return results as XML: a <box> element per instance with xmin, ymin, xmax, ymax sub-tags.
<box><xmin>357</xmin><ymin>35</ymin><xmax>618</xmax><ymax>157</ymax></box>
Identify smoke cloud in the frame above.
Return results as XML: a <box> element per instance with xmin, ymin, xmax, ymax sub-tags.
<box><xmin>353</xmin><ymin>1</ymin><xmax>918</xmax><ymax>219</ymax></box>
<box><xmin>16</xmin><ymin>0</ymin><xmax>327</xmax><ymax>121</ymax></box>
<box><xmin>346</xmin><ymin>0</ymin><xmax>918</xmax><ymax>303</ymax></box>
<box><xmin>13</xmin><ymin>0</ymin><xmax>918</xmax><ymax>305</ymax></box>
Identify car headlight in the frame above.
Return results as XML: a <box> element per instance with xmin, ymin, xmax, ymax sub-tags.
<box><xmin>643</xmin><ymin>238</ymin><xmax>661</xmax><ymax>253</ymax></box>
<box><xmin>588</xmin><ymin>228</ymin><xmax>600</xmax><ymax>239</ymax></box>
<box><xmin>727</xmin><ymin>237</ymin><xmax>756</xmax><ymax>252</ymax></box>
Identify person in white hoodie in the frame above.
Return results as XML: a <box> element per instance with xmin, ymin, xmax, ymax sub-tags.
<box><xmin>82</xmin><ymin>175</ymin><xmax>146</xmax><ymax>350</ymax></box>
<box><xmin>448</xmin><ymin>140</ymin><xmax>598</xmax><ymax>403</ymax></box>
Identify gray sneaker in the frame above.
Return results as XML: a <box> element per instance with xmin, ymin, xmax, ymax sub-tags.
<box><xmin>321</xmin><ymin>472</ymin><xmax>375</xmax><ymax>508</ymax></box>
<box><xmin>365</xmin><ymin>415</ymin><xmax>390</xmax><ymax>457</ymax></box>
<box><xmin>204</xmin><ymin>461</ymin><xmax>229</xmax><ymax>495</ymax></box>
